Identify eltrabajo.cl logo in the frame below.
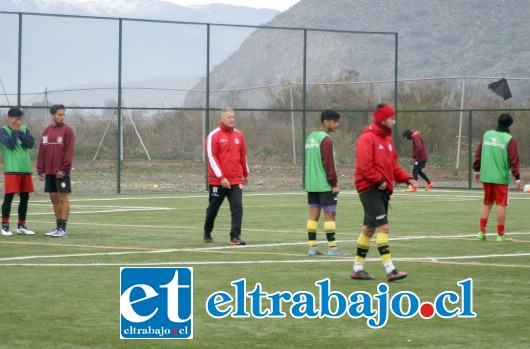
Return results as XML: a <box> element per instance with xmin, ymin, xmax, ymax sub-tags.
<box><xmin>205</xmin><ymin>277</ymin><xmax>476</xmax><ymax>328</ymax></box>
<box><xmin>120</xmin><ymin>267</ymin><xmax>193</xmax><ymax>339</ymax></box>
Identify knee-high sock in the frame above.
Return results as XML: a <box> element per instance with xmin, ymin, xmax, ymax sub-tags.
<box><xmin>324</xmin><ymin>221</ymin><xmax>336</xmax><ymax>248</ymax></box>
<box><xmin>307</xmin><ymin>220</ymin><xmax>318</xmax><ymax>246</ymax></box>
<box><xmin>376</xmin><ymin>232</ymin><xmax>395</xmax><ymax>273</ymax></box>
<box><xmin>354</xmin><ymin>233</ymin><xmax>371</xmax><ymax>270</ymax></box>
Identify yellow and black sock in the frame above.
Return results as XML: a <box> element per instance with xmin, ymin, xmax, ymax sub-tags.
<box><xmin>324</xmin><ymin>221</ymin><xmax>336</xmax><ymax>248</ymax></box>
<box><xmin>307</xmin><ymin>220</ymin><xmax>318</xmax><ymax>246</ymax></box>
<box><xmin>376</xmin><ymin>232</ymin><xmax>395</xmax><ymax>273</ymax></box>
<box><xmin>354</xmin><ymin>233</ymin><xmax>371</xmax><ymax>270</ymax></box>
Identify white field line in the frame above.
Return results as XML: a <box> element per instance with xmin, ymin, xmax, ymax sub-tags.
<box><xmin>29</xmin><ymin>208</ymin><xmax>171</xmax><ymax>215</ymax></box>
<box><xmin>1</xmin><ymin>233</ymin><xmax>529</xmax><ymax>266</ymax></box>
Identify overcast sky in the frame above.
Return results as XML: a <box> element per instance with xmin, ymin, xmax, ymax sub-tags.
<box><xmin>58</xmin><ymin>0</ymin><xmax>301</xmax><ymax>11</ymax></box>
<box><xmin>164</xmin><ymin>0</ymin><xmax>300</xmax><ymax>11</ymax></box>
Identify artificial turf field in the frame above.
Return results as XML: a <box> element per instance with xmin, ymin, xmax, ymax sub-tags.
<box><xmin>1</xmin><ymin>188</ymin><xmax>529</xmax><ymax>348</ymax></box>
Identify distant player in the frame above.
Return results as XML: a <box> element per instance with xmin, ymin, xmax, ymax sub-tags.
<box><xmin>473</xmin><ymin>113</ymin><xmax>521</xmax><ymax>242</ymax></box>
<box><xmin>203</xmin><ymin>107</ymin><xmax>249</xmax><ymax>245</ymax></box>
<box><xmin>402</xmin><ymin>129</ymin><xmax>433</xmax><ymax>191</ymax></box>
<box><xmin>0</xmin><ymin>107</ymin><xmax>36</xmax><ymax>236</ymax></box>
<box><xmin>304</xmin><ymin>109</ymin><xmax>350</xmax><ymax>257</ymax></box>
<box><xmin>37</xmin><ymin>104</ymin><xmax>75</xmax><ymax>238</ymax></box>
<box><xmin>352</xmin><ymin>104</ymin><xmax>417</xmax><ymax>281</ymax></box>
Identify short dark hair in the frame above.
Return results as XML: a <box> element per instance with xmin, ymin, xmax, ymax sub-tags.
<box><xmin>498</xmin><ymin>113</ymin><xmax>513</xmax><ymax>128</ymax></box>
<box><xmin>402</xmin><ymin>129</ymin><xmax>412</xmax><ymax>139</ymax></box>
<box><xmin>7</xmin><ymin>107</ymin><xmax>23</xmax><ymax>118</ymax></box>
<box><xmin>321</xmin><ymin>109</ymin><xmax>340</xmax><ymax>123</ymax></box>
<box><xmin>49</xmin><ymin>104</ymin><xmax>65</xmax><ymax>115</ymax></box>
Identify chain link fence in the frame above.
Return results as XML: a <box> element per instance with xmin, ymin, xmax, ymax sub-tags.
<box><xmin>1</xmin><ymin>12</ymin><xmax>530</xmax><ymax>195</ymax></box>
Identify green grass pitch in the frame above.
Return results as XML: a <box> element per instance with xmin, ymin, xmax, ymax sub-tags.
<box><xmin>1</xmin><ymin>189</ymin><xmax>529</xmax><ymax>348</ymax></box>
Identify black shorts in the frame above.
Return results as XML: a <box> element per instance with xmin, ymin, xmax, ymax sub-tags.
<box><xmin>359</xmin><ymin>187</ymin><xmax>389</xmax><ymax>228</ymax></box>
<box><xmin>44</xmin><ymin>175</ymin><xmax>72</xmax><ymax>193</ymax></box>
<box><xmin>307</xmin><ymin>191</ymin><xmax>338</xmax><ymax>207</ymax></box>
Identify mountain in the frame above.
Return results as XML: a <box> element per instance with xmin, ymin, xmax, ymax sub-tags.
<box><xmin>187</xmin><ymin>0</ymin><xmax>530</xmax><ymax>106</ymax></box>
<box><xmin>0</xmin><ymin>0</ymin><xmax>280</xmax><ymax>25</ymax></box>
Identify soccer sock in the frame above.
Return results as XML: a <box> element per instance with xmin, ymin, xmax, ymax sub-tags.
<box><xmin>354</xmin><ymin>233</ymin><xmax>371</xmax><ymax>271</ymax></box>
<box><xmin>324</xmin><ymin>221</ymin><xmax>336</xmax><ymax>249</ymax></box>
<box><xmin>480</xmin><ymin>218</ymin><xmax>488</xmax><ymax>233</ymax></box>
<box><xmin>18</xmin><ymin>220</ymin><xmax>26</xmax><ymax>228</ymax></box>
<box><xmin>376</xmin><ymin>232</ymin><xmax>395</xmax><ymax>274</ymax></box>
<box><xmin>497</xmin><ymin>224</ymin><xmax>505</xmax><ymax>236</ymax></box>
<box><xmin>307</xmin><ymin>220</ymin><xmax>318</xmax><ymax>246</ymax></box>
<box><xmin>60</xmin><ymin>220</ymin><xmax>68</xmax><ymax>231</ymax></box>
<box><xmin>56</xmin><ymin>220</ymin><xmax>61</xmax><ymax>230</ymax></box>
<box><xmin>2</xmin><ymin>218</ymin><xmax>9</xmax><ymax>231</ymax></box>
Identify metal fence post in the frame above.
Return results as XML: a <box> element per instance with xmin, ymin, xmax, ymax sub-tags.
<box><xmin>117</xmin><ymin>19</ymin><xmax>123</xmax><ymax>194</ymax></box>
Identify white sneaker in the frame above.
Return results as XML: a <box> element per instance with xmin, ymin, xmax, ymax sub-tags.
<box><xmin>16</xmin><ymin>225</ymin><xmax>35</xmax><ymax>235</ymax></box>
<box><xmin>51</xmin><ymin>229</ymin><xmax>68</xmax><ymax>238</ymax></box>
<box><xmin>1</xmin><ymin>228</ymin><xmax>12</xmax><ymax>236</ymax></box>
<box><xmin>45</xmin><ymin>229</ymin><xmax>58</xmax><ymax>236</ymax></box>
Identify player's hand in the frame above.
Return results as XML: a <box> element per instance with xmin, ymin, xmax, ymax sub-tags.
<box><xmin>332</xmin><ymin>185</ymin><xmax>340</xmax><ymax>194</ymax></box>
<box><xmin>220</xmin><ymin>178</ymin><xmax>231</xmax><ymax>189</ymax></box>
<box><xmin>56</xmin><ymin>171</ymin><xmax>64</xmax><ymax>179</ymax></box>
<box><xmin>377</xmin><ymin>181</ymin><xmax>387</xmax><ymax>191</ymax></box>
<box><xmin>473</xmin><ymin>172</ymin><xmax>480</xmax><ymax>182</ymax></box>
<box><xmin>407</xmin><ymin>179</ymin><xmax>418</xmax><ymax>190</ymax></box>
<box><xmin>38</xmin><ymin>173</ymin><xmax>44</xmax><ymax>181</ymax></box>
<box><xmin>242</xmin><ymin>177</ymin><xmax>248</xmax><ymax>186</ymax></box>
<box><xmin>515</xmin><ymin>181</ymin><xmax>522</xmax><ymax>192</ymax></box>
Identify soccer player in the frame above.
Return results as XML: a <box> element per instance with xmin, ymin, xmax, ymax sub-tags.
<box><xmin>37</xmin><ymin>104</ymin><xmax>75</xmax><ymax>238</ymax></box>
<box><xmin>0</xmin><ymin>107</ymin><xmax>36</xmax><ymax>236</ymax></box>
<box><xmin>304</xmin><ymin>109</ymin><xmax>350</xmax><ymax>257</ymax></box>
<box><xmin>402</xmin><ymin>129</ymin><xmax>433</xmax><ymax>191</ymax></box>
<box><xmin>203</xmin><ymin>107</ymin><xmax>249</xmax><ymax>245</ymax></box>
<box><xmin>352</xmin><ymin>104</ymin><xmax>417</xmax><ymax>281</ymax></box>
<box><xmin>473</xmin><ymin>113</ymin><xmax>521</xmax><ymax>242</ymax></box>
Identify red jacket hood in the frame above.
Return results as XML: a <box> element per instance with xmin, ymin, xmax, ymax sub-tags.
<box><xmin>355</xmin><ymin>122</ymin><xmax>411</xmax><ymax>197</ymax></box>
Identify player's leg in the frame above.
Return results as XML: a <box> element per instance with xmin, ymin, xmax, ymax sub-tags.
<box><xmin>352</xmin><ymin>187</ymin><xmax>383</xmax><ymax>280</ymax></box>
<box><xmin>203</xmin><ymin>185</ymin><xmax>226</xmax><ymax>242</ymax></box>
<box><xmin>321</xmin><ymin>192</ymin><xmax>350</xmax><ymax>257</ymax></box>
<box><xmin>16</xmin><ymin>192</ymin><xmax>35</xmax><ymax>235</ymax></box>
<box><xmin>50</xmin><ymin>176</ymin><xmax>71</xmax><ymax>238</ymax></box>
<box><xmin>44</xmin><ymin>175</ymin><xmax>60</xmax><ymax>236</ymax></box>
<box><xmin>227</xmin><ymin>184</ymin><xmax>245</xmax><ymax>245</ymax></box>
<box><xmin>1</xmin><ymin>192</ymin><xmax>15</xmax><ymax>236</ymax></box>
<box><xmin>16</xmin><ymin>174</ymin><xmax>35</xmax><ymax>235</ymax></box>
<box><xmin>495</xmin><ymin>184</ymin><xmax>510</xmax><ymax>242</ymax></box>
<box><xmin>307</xmin><ymin>194</ymin><xmax>322</xmax><ymax>255</ymax></box>
<box><xmin>477</xmin><ymin>183</ymin><xmax>494</xmax><ymax>240</ymax></box>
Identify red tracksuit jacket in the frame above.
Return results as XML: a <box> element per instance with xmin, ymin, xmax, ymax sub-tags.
<box><xmin>355</xmin><ymin>122</ymin><xmax>412</xmax><ymax>197</ymax></box>
<box><xmin>206</xmin><ymin>123</ymin><xmax>249</xmax><ymax>186</ymax></box>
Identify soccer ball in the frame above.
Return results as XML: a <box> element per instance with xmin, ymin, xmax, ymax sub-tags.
<box><xmin>523</xmin><ymin>184</ymin><xmax>530</xmax><ymax>193</ymax></box>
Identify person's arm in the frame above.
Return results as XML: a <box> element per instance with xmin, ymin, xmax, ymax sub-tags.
<box><xmin>240</xmin><ymin>134</ymin><xmax>249</xmax><ymax>184</ymax></box>
<box><xmin>206</xmin><ymin>131</ymin><xmax>227</xmax><ymax>187</ymax></box>
<box><xmin>0</xmin><ymin>127</ymin><xmax>19</xmax><ymax>149</ymax></box>
<box><xmin>19</xmin><ymin>127</ymin><xmax>35</xmax><ymax>149</ymax></box>
<box><xmin>356</xmin><ymin>136</ymin><xmax>384</xmax><ymax>187</ymax></box>
<box><xmin>411</xmin><ymin>135</ymin><xmax>421</xmax><ymax>162</ymax></box>
<box><xmin>508</xmin><ymin>137</ymin><xmax>521</xmax><ymax>184</ymax></box>
<box><xmin>472</xmin><ymin>141</ymin><xmax>483</xmax><ymax>182</ymax></box>
<box><xmin>320</xmin><ymin>137</ymin><xmax>338</xmax><ymax>188</ymax></box>
<box><xmin>36</xmin><ymin>132</ymin><xmax>46</xmax><ymax>179</ymax></box>
<box><xmin>60</xmin><ymin>127</ymin><xmax>75</xmax><ymax>176</ymax></box>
